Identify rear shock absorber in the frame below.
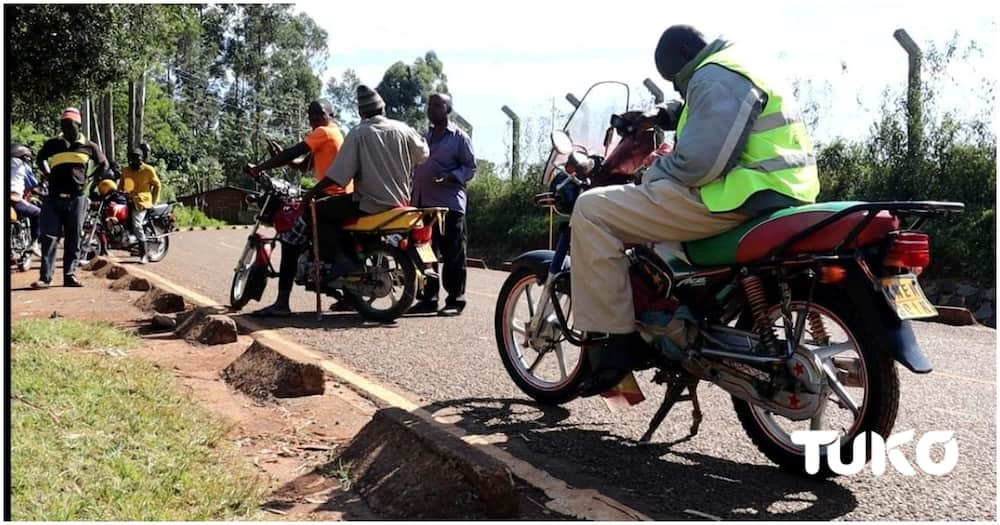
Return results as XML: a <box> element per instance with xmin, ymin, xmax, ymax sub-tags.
<box><xmin>808</xmin><ymin>311</ymin><xmax>830</xmax><ymax>346</ymax></box>
<box><xmin>741</xmin><ymin>275</ymin><xmax>781</xmax><ymax>354</ymax></box>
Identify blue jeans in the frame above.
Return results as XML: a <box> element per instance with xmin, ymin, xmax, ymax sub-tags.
<box><xmin>39</xmin><ymin>195</ymin><xmax>88</xmax><ymax>282</ymax></box>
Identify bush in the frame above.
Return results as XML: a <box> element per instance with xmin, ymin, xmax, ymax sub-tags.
<box><xmin>466</xmin><ymin>171</ymin><xmax>553</xmax><ymax>266</ymax></box>
<box><xmin>172</xmin><ymin>206</ymin><xmax>227</xmax><ymax>228</ymax></box>
<box><xmin>818</xmin><ymin>112</ymin><xmax>996</xmax><ymax>285</ymax></box>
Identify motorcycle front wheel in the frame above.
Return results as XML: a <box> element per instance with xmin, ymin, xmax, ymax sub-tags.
<box><xmin>494</xmin><ymin>268</ymin><xmax>588</xmax><ymax>405</ymax></box>
<box><xmin>230</xmin><ymin>242</ymin><xmax>265</xmax><ymax>310</ymax></box>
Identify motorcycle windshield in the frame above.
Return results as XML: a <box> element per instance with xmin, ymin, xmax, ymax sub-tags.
<box><xmin>543</xmin><ymin>81</ymin><xmax>631</xmax><ymax>184</ymax></box>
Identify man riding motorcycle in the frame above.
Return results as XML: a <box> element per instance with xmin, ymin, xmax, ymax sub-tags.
<box><xmin>10</xmin><ymin>143</ymin><xmax>41</xmax><ymax>252</ymax></box>
<box><xmin>570</xmin><ymin>25</ymin><xmax>820</xmax><ymax>396</ymax></box>
<box><xmin>246</xmin><ymin>87</ymin><xmax>429</xmax><ymax>317</ymax></box>
<box><xmin>121</xmin><ymin>147</ymin><xmax>162</xmax><ymax>264</ymax></box>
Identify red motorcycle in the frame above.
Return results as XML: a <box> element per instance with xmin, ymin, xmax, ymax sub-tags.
<box><xmin>80</xmin><ymin>183</ymin><xmax>178</xmax><ymax>263</ymax></box>
<box><xmin>494</xmin><ymin>81</ymin><xmax>964</xmax><ymax>476</ymax></box>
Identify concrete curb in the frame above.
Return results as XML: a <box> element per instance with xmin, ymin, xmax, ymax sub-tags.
<box><xmin>90</xmin><ymin>256</ymin><xmax>650</xmax><ymax>521</ymax></box>
<box><xmin>930</xmin><ymin>305</ymin><xmax>978</xmax><ymax>326</ymax></box>
<box><xmin>337</xmin><ymin>407</ymin><xmax>518</xmax><ymax>518</ymax></box>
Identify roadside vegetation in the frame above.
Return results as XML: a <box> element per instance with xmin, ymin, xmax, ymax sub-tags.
<box><xmin>10</xmin><ymin>319</ymin><xmax>266</xmax><ymax>521</ymax></box>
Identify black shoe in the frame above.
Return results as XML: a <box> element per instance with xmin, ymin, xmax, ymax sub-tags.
<box><xmin>64</xmin><ymin>276</ymin><xmax>84</xmax><ymax>288</ymax></box>
<box><xmin>250</xmin><ymin>303</ymin><xmax>292</xmax><ymax>317</ymax></box>
<box><xmin>438</xmin><ymin>305</ymin><xmax>462</xmax><ymax>317</ymax></box>
<box><xmin>409</xmin><ymin>300</ymin><xmax>439</xmax><ymax>314</ymax></box>
<box><xmin>577</xmin><ymin>332</ymin><xmax>645</xmax><ymax>397</ymax></box>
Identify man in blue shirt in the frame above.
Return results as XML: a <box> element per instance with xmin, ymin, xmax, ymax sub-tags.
<box><xmin>411</xmin><ymin>93</ymin><xmax>477</xmax><ymax>316</ymax></box>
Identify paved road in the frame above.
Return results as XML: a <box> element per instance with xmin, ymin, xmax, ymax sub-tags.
<box><xmin>131</xmin><ymin>229</ymin><xmax>997</xmax><ymax>520</ymax></box>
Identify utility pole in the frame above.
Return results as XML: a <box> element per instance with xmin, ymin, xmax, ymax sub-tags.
<box><xmin>894</xmin><ymin>28</ymin><xmax>923</xmax><ymax>187</ymax></box>
<box><xmin>501</xmin><ymin>105</ymin><xmax>520</xmax><ymax>180</ymax></box>
<box><xmin>643</xmin><ymin>78</ymin><xmax>665</xmax><ymax>145</ymax></box>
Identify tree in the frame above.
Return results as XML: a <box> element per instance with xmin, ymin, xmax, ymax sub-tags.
<box><xmin>325</xmin><ymin>69</ymin><xmax>362</xmax><ymax>129</ymax></box>
<box><xmin>376</xmin><ymin>51</ymin><xmax>448</xmax><ymax>131</ymax></box>
<box><xmin>7</xmin><ymin>4</ymin><xmax>190</xmax><ymax>123</ymax></box>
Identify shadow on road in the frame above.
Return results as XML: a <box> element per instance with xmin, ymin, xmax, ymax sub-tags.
<box><xmin>422</xmin><ymin>396</ymin><xmax>858</xmax><ymax>521</ymax></box>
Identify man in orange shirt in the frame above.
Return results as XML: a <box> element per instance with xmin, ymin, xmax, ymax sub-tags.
<box><xmin>246</xmin><ymin>99</ymin><xmax>346</xmax><ymax>316</ymax></box>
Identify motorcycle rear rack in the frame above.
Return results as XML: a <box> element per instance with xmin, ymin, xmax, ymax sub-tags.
<box><xmin>766</xmin><ymin>201</ymin><xmax>964</xmax><ymax>262</ymax></box>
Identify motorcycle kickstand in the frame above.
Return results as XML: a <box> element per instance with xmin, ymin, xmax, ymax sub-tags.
<box><xmin>638</xmin><ymin>380</ymin><xmax>702</xmax><ymax>444</ymax></box>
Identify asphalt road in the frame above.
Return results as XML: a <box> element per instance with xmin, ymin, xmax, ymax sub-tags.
<box><xmin>127</xmin><ymin>228</ymin><xmax>997</xmax><ymax>520</ymax></box>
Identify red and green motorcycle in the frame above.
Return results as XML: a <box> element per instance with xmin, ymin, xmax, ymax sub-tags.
<box><xmin>493</xmin><ymin>81</ymin><xmax>963</xmax><ymax>476</ymax></box>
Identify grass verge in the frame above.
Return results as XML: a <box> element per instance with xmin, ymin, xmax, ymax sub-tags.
<box><xmin>172</xmin><ymin>206</ymin><xmax>228</xmax><ymax>228</ymax></box>
<box><xmin>10</xmin><ymin>319</ymin><xmax>266</xmax><ymax>520</ymax></box>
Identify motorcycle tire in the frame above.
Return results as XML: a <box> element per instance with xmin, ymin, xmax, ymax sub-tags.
<box><xmin>732</xmin><ymin>283</ymin><xmax>899</xmax><ymax>478</ymax></box>
<box><xmin>494</xmin><ymin>268</ymin><xmax>589</xmax><ymax>405</ymax></box>
<box><xmin>351</xmin><ymin>245</ymin><xmax>417</xmax><ymax>323</ymax></box>
<box><xmin>145</xmin><ymin>226</ymin><xmax>169</xmax><ymax>263</ymax></box>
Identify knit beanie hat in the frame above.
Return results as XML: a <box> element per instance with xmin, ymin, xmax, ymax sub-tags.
<box><xmin>356</xmin><ymin>85</ymin><xmax>385</xmax><ymax>115</ymax></box>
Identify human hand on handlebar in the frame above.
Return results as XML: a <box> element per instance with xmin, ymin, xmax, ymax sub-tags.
<box><xmin>244</xmin><ymin>163</ymin><xmax>261</xmax><ymax>178</ymax></box>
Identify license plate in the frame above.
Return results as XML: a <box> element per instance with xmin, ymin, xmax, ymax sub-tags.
<box><xmin>881</xmin><ymin>274</ymin><xmax>937</xmax><ymax>320</ymax></box>
<box><xmin>416</xmin><ymin>243</ymin><xmax>437</xmax><ymax>264</ymax></box>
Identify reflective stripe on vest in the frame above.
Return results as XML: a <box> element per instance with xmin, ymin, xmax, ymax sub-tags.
<box><xmin>676</xmin><ymin>46</ymin><xmax>819</xmax><ymax>213</ymax></box>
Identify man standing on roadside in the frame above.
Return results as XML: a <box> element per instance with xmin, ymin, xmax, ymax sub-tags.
<box><xmin>33</xmin><ymin>107</ymin><xmax>109</xmax><ymax>288</ymax></box>
<box><xmin>411</xmin><ymin>93</ymin><xmax>477</xmax><ymax>316</ymax></box>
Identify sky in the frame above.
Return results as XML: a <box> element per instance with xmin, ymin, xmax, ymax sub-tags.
<box><xmin>297</xmin><ymin>0</ymin><xmax>997</xmax><ymax>168</ymax></box>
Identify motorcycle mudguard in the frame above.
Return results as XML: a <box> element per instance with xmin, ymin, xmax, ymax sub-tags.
<box><xmin>246</xmin><ymin>265</ymin><xmax>269</xmax><ymax>301</ymax></box>
<box><xmin>883</xmin><ymin>319</ymin><xmax>931</xmax><ymax>373</ymax></box>
<box><xmin>510</xmin><ymin>249</ymin><xmax>559</xmax><ymax>282</ymax></box>
<box><xmin>844</xmin><ymin>278</ymin><xmax>932</xmax><ymax>374</ymax></box>
<box><xmin>253</xmin><ymin>234</ymin><xmax>273</xmax><ymax>267</ymax></box>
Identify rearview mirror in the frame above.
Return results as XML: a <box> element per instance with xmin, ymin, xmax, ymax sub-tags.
<box><xmin>551</xmin><ymin>130</ymin><xmax>572</xmax><ymax>155</ymax></box>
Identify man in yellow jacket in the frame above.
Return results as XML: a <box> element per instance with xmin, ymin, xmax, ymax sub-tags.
<box><xmin>122</xmin><ymin>147</ymin><xmax>161</xmax><ymax>264</ymax></box>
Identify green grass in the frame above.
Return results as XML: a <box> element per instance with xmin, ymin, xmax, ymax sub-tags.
<box><xmin>172</xmin><ymin>206</ymin><xmax>228</xmax><ymax>228</ymax></box>
<box><xmin>10</xmin><ymin>319</ymin><xmax>266</xmax><ymax>521</ymax></box>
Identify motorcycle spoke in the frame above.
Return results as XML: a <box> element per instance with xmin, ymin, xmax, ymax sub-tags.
<box><xmin>823</xmin><ymin>366</ymin><xmax>860</xmax><ymax>418</ymax></box>
<box><xmin>526</xmin><ymin>351</ymin><xmax>547</xmax><ymax>373</ymax></box>
<box><xmin>554</xmin><ymin>345</ymin><xmax>568</xmax><ymax>380</ymax></box>
<box><xmin>525</xmin><ymin>285</ymin><xmax>536</xmax><ymax>318</ymax></box>
<box><xmin>813</xmin><ymin>342</ymin><xmax>855</xmax><ymax>361</ymax></box>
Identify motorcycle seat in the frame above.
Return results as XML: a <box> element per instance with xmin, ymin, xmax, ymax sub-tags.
<box><xmin>342</xmin><ymin>206</ymin><xmax>425</xmax><ymax>232</ymax></box>
<box><xmin>147</xmin><ymin>203</ymin><xmax>172</xmax><ymax>217</ymax></box>
<box><xmin>684</xmin><ymin>201</ymin><xmax>900</xmax><ymax>267</ymax></box>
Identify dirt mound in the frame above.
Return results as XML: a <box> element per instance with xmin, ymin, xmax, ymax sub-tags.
<box><xmin>222</xmin><ymin>341</ymin><xmax>325</xmax><ymax>399</ymax></box>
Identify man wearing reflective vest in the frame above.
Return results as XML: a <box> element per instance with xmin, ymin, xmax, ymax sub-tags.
<box><xmin>570</xmin><ymin>25</ymin><xmax>820</xmax><ymax>396</ymax></box>
<box><xmin>32</xmin><ymin>107</ymin><xmax>109</xmax><ymax>289</ymax></box>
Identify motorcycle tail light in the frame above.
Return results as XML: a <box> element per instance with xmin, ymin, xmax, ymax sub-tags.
<box><xmin>412</xmin><ymin>224</ymin><xmax>433</xmax><ymax>244</ymax></box>
<box><xmin>884</xmin><ymin>232</ymin><xmax>931</xmax><ymax>271</ymax></box>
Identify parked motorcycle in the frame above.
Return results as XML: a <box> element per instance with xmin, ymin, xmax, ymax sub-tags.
<box><xmin>9</xmin><ymin>190</ymin><xmax>41</xmax><ymax>272</ymax></box>
<box><xmin>494</xmin><ymin>81</ymin><xmax>964</xmax><ymax>476</ymax></box>
<box><xmin>229</xmin><ymin>172</ymin><xmax>447</xmax><ymax>323</ymax></box>
<box><xmin>80</xmin><ymin>181</ymin><xmax>178</xmax><ymax>263</ymax></box>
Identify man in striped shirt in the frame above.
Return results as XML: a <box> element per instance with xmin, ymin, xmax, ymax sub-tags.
<box><xmin>33</xmin><ymin>107</ymin><xmax>109</xmax><ymax>288</ymax></box>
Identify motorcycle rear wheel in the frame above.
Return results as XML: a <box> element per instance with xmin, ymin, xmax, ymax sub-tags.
<box><xmin>145</xmin><ymin>225</ymin><xmax>169</xmax><ymax>263</ymax></box>
<box><xmin>732</xmin><ymin>284</ymin><xmax>899</xmax><ymax>477</ymax></box>
<box><xmin>351</xmin><ymin>245</ymin><xmax>416</xmax><ymax>323</ymax></box>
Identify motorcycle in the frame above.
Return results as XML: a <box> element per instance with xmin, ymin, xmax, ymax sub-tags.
<box><xmin>228</xmin><ymin>172</ymin><xmax>448</xmax><ymax>323</ymax></box>
<box><xmin>80</xmin><ymin>181</ymin><xmax>178</xmax><ymax>263</ymax></box>
<box><xmin>494</xmin><ymin>81</ymin><xmax>964</xmax><ymax>476</ymax></box>
<box><xmin>9</xmin><ymin>190</ymin><xmax>41</xmax><ymax>272</ymax></box>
